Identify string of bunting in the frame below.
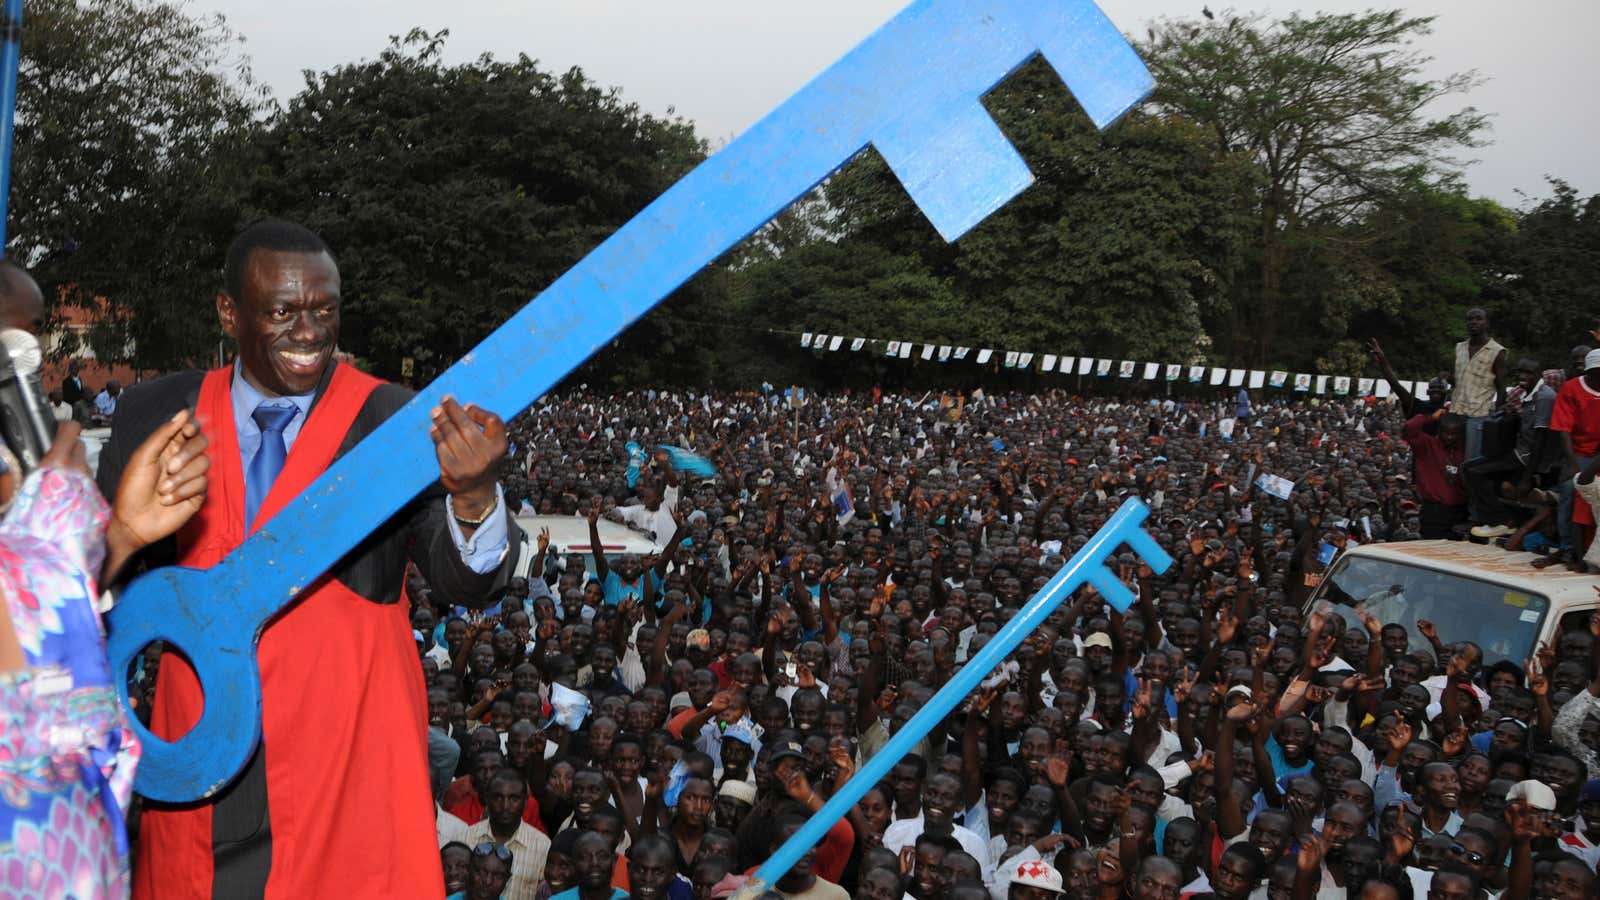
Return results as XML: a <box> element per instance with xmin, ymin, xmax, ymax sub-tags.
<box><xmin>795</xmin><ymin>331</ymin><xmax>1440</xmax><ymax>400</ymax></box>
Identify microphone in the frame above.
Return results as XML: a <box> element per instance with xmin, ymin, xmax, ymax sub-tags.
<box><xmin>0</xmin><ymin>328</ymin><xmax>58</xmax><ymax>472</ymax></box>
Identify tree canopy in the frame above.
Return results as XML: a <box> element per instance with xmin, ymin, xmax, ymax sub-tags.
<box><xmin>10</xmin><ymin>2</ymin><xmax>1592</xmax><ymax>387</ymax></box>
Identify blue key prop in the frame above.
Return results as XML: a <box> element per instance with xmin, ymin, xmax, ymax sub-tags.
<box><xmin>105</xmin><ymin>0</ymin><xmax>1154</xmax><ymax>802</ymax></box>
<box><xmin>736</xmin><ymin>499</ymin><xmax>1172</xmax><ymax>899</ymax></box>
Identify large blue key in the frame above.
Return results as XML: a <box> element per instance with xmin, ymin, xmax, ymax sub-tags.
<box><xmin>105</xmin><ymin>0</ymin><xmax>1154</xmax><ymax>802</ymax></box>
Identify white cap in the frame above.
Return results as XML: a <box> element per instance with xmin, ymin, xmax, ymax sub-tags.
<box><xmin>1011</xmin><ymin>859</ymin><xmax>1066</xmax><ymax>894</ymax></box>
<box><xmin>1586</xmin><ymin>349</ymin><xmax>1600</xmax><ymax>372</ymax></box>
<box><xmin>1507</xmin><ymin>779</ymin><xmax>1557</xmax><ymax>811</ymax></box>
<box><xmin>1083</xmin><ymin>633</ymin><xmax>1114</xmax><ymax>650</ymax></box>
<box><xmin>718</xmin><ymin>780</ymin><xmax>757</xmax><ymax>805</ymax></box>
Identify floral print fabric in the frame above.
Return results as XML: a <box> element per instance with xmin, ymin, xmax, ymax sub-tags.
<box><xmin>1</xmin><ymin>467</ymin><xmax>140</xmax><ymax>899</ymax></box>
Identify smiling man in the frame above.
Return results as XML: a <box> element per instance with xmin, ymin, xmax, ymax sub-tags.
<box><xmin>881</xmin><ymin>772</ymin><xmax>994</xmax><ymax>884</ymax></box>
<box><xmin>99</xmin><ymin>219</ymin><xmax>519</xmax><ymax>898</ymax></box>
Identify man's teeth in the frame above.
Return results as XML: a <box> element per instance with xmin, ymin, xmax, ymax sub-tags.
<box><xmin>280</xmin><ymin>349</ymin><xmax>319</xmax><ymax>366</ymax></box>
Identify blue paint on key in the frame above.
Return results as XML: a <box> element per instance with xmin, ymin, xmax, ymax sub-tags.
<box><xmin>105</xmin><ymin>0</ymin><xmax>1153</xmax><ymax>803</ymax></box>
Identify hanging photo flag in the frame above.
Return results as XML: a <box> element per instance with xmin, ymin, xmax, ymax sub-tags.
<box><xmin>833</xmin><ymin>485</ymin><xmax>855</xmax><ymax>526</ymax></box>
<box><xmin>977</xmin><ymin>349</ymin><xmax>993</xmax><ymax>364</ymax></box>
<box><xmin>1210</xmin><ymin>368</ymin><xmax>1227</xmax><ymax>386</ymax></box>
<box><xmin>1249</xmin><ymin>371</ymin><xmax>1266</xmax><ymax>389</ymax></box>
<box><xmin>1096</xmin><ymin>359</ymin><xmax>1113</xmax><ymax>376</ymax></box>
<box><xmin>1269</xmin><ymin>371</ymin><xmax>1288</xmax><ymax>388</ymax></box>
<box><xmin>886</xmin><ymin>341</ymin><xmax>900</xmax><ymax>357</ymax></box>
<box><xmin>801</xmin><ymin>333</ymin><xmax>814</xmax><ymax>348</ymax></box>
<box><xmin>898</xmin><ymin>342</ymin><xmax>913</xmax><ymax>359</ymax></box>
<box><xmin>1060</xmin><ymin>356</ymin><xmax>1076</xmax><ymax>375</ymax></box>
<box><xmin>851</xmin><ymin>337</ymin><xmax>865</xmax><ymax>351</ymax></box>
<box><xmin>1166</xmin><ymin>364</ymin><xmax>1182</xmax><ymax>381</ymax></box>
<box><xmin>1119</xmin><ymin>360</ymin><xmax>1137</xmax><ymax>378</ymax></box>
<box><xmin>1041</xmin><ymin>354</ymin><xmax>1057</xmax><ymax>372</ymax></box>
<box><xmin>1333</xmin><ymin>376</ymin><xmax>1351</xmax><ymax>396</ymax></box>
<box><xmin>1316</xmin><ymin>375</ymin><xmax>1329</xmax><ymax>395</ymax></box>
<box><xmin>1414</xmin><ymin>381</ymin><xmax>1430</xmax><ymax>400</ymax></box>
<box><xmin>814</xmin><ymin>334</ymin><xmax>828</xmax><ymax>350</ymax></box>
<box><xmin>920</xmin><ymin>344</ymin><xmax>935</xmax><ymax>360</ymax></box>
<box><xmin>1189</xmin><ymin>366</ymin><xmax>1205</xmax><ymax>383</ymax></box>
<box><xmin>1254</xmin><ymin>473</ymin><xmax>1296</xmax><ymax>501</ymax></box>
<box><xmin>1078</xmin><ymin>357</ymin><xmax>1093</xmax><ymax>375</ymax></box>
<box><xmin>1375</xmin><ymin>380</ymin><xmax>1391</xmax><ymax>398</ymax></box>
<box><xmin>938</xmin><ymin>345</ymin><xmax>952</xmax><ymax>361</ymax></box>
<box><xmin>1229</xmin><ymin>370</ymin><xmax>1245</xmax><ymax>387</ymax></box>
<box><xmin>1293</xmin><ymin>373</ymin><xmax>1312</xmax><ymax>392</ymax></box>
<box><xmin>1003</xmin><ymin>351</ymin><xmax>1019</xmax><ymax>368</ymax></box>
<box><xmin>1142</xmin><ymin>362</ymin><xmax>1160</xmax><ymax>380</ymax></box>
<box><xmin>1357</xmin><ymin>378</ymin><xmax>1375</xmax><ymax>397</ymax></box>
<box><xmin>1018</xmin><ymin>352</ymin><xmax>1034</xmax><ymax>368</ymax></box>
<box><xmin>954</xmin><ymin>347</ymin><xmax>971</xmax><ymax>360</ymax></box>
<box><xmin>829</xmin><ymin>335</ymin><xmax>844</xmax><ymax>351</ymax></box>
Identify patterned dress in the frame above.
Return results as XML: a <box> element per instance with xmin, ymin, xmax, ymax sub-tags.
<box><xmin>0</xmin><ymin>467</ymin><xmax>140</xmax><ymax>899</ymax></box>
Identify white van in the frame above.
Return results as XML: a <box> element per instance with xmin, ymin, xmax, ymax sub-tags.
<box><xmin>1307</xmin><ymin>540</ymin><xmax>1599</xmax><ymax>667</ymax></box>
<box><xmin>511</xmin><ymin>514</ymin><xmax>664</xmax><ymax>582</ymax></box>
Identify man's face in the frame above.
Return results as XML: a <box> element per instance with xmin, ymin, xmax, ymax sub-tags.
<box><xmin>442</xmin><ymin>846</ymin><xmax>470</xmax><ymax>894</ymax></box>
<box><xmin>1421</xmin><ymin>764</ymin><xmax>1460</xmax><ymax>810</ymax></box>
<box><xmin>922</xmin><ymin>775</ymin><xmax>960</xmax><ymax>829</ymax></box>
<box><xmin>1085</xmin><ymin>784</ymin><xmax>1120</xmax><ymax>834</ymax></box>
<box><xmin>576</xmin><ymin>836</ymin><xmax>614</xmax><ymax>889</ymax></box>
<box><xmin>468</xmin><ymin>851</ymin><xmax>511</xmax><ymax>900</ymax></box>
<box><xmin>677</xmin><ymin>778</ymin><xmax>714</xmax><ymax>829</ymax></box>
<box><xmin>912</xmin><ymin>844</ymin><xmax>948</xmax><ymax>899</ymax></box>
<box><xmin>488</xmin><ymin>779</ymin><xmax>526</xmax><ymax>831</ymax></box>
<box><xmin>628</xmin><ymin>844</ymin><xmax>675</xmax><ymax>900</ymax></box>
<box><xmin>1213</xmin><ymin>852</ymin><xmax>1256</xmax><ymax>900</ymax></box>
<box><xmin>217</xmin><ymin>249</ymin><xmax>340</xmax><ymax>397</ymax></box>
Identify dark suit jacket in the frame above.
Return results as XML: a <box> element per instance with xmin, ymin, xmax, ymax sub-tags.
<box><xmin>96</xmin><ymin>363</ymin><xmax>519</xmax><ymax>895</ymax></box>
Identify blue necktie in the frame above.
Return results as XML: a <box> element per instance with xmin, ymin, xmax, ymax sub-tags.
<box><xmin>246</xmin><ymin>403</ymin><xmax>299</xmax><ymax>528</ymax></box>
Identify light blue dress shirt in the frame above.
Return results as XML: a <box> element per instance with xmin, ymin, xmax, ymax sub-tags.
<box><xmin>230</xmin><ymin>364</ymin><xmax>507</xmax><ymax>573</ymax></box>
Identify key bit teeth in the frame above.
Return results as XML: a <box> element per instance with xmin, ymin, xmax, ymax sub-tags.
<box><xmin>874</xmin><ymin>103</ymin><xmax>1033</xmax><ymax>242</ymax></box>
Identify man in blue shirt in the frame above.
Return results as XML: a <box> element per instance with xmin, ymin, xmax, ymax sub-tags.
<box><xmin>551</xmin><ymin>831</ymin><xmax>629</xmax><ymax>900</ymax></box>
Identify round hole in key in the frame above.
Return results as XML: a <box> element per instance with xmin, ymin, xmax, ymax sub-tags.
<box><xmin>122</xmin><ymin>640</ymin><xmax>204</xmax><ymax>741</ymax></box>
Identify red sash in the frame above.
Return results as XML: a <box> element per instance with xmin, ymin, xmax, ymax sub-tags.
<box><xmin>133</xmin><ymin>364</ymin><xmax>443</xmax><ymax>899</ymax></box>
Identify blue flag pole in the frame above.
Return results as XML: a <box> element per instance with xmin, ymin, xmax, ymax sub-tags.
<box><xmin>735</xmin><ymin>498</ymin><xmax>1173</xmax><ymax>897</ymax></box>
<box><xmin>0</xmin><ymin>0</ymin><xmax>22</xmax><ymax>252</ymax></box>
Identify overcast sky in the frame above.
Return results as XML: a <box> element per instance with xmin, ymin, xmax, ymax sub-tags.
<box><xmin>199</xmin><ymin>0</ymin><xmax>1597</xmax><ymax>206</ymax></box>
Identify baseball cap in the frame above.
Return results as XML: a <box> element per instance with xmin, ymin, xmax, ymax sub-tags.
<box><xmin>769</xmin><ymin>741</ymin><xmax>806</xmax><ymax>765</ymax></box>
<box><xmin>1083</xmin><ymin>633</ymin><xmax>1114</xmax><ymax>650</ymax></box>
<box><xmin>1587</xmin><ymin>349</ymin><xmax>1600</xmax><ymax>373</ymax></box>
<box><xmin>718</xmin><ymin>780</ymin><xmax>757</xmax><ymax>805</ymax></box>
<box><xmin>686</xmin><ymin>629</ymin><xmax>711</xmax><ymax>651</ymax></box>
<box><xmin>1507</xmin><ymin>779</ymin><xmax>1557</xmax><ymax>811</ymax></box>
<box><xmin>1011</xmin><ymin>859</ymin><xmax>1066</xmax><ymax>894</ymax></box>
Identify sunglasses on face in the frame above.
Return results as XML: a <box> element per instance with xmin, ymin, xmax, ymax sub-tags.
<box><xmin>473</xmin><ymin>842</ymin><xmax>512</xmax><ymax>862</ymax></box>
<box><xmin>1447</xmin><ymin>844</ymin><xmax>1486</xmax><ymax>866</ymax></box>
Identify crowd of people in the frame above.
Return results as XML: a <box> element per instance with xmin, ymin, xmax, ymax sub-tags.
<box><xmin>394</xmin><ymin>315</ymin><xmax>1600</xmax><ymax>900</ymax></box>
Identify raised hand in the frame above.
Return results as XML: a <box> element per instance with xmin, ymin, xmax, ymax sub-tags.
<box><xmin>537</xmin><ymin>526</ymin><xmax>551</xmax><ymax>553</ymax></box>
<box><xmin>105</xmin><ymin>412</ymin><xmax>212</xmax><ymax>569</ymax></box>
<box><xmin>1416</xmin><ymin>620</ymin><xmax>1437</xmax><ymax>642</ymax></box>
<box><xmin>1044</xmin><ymin>755</ymin><xmax>1072</xmax><ymax>788</ymax></box>
<box><xmin>1388</xmin><ymin>721</ymin><xmax>1414</xmax><ymax>754</ymax></box>
<box><xmin>1296</xmin><ymin>834</ymin><xmax>1326</xmax><ymax>873</ymax></box>
<box><xmin>430</xmin><ymin>398</ymin><xmax>508</xmax><ymax>518</ymax></box>
<box><xmin>1442</xmin><ymin>726</ymin><xmax>1469</xmax><ymax>757</ymax></box>
<box><xmin>828</xmin><ymin>739</ymin><xmax>855</xmax><ymax>783</ymax></box>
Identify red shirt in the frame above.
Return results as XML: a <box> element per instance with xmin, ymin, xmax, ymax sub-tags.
<box><xmin>444</xmin><ymin>777</ymin><xmax>545</xmax><ymax>833</ymax></box>
<box><xmin>1402</xmin><ymin>415</ymin><xmax>1467</xmax><ymax>506</ymax></box>
<box><xmin>1551</xmin><ymin>376</ymin><xmax>1600</xmax><ymax>457</ymax></box>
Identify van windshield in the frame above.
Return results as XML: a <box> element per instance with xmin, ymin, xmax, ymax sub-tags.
<box><xmin>1311</xmin><ymin>555</ymin><xmax>1548</xmax><ymax>667</ymax></box>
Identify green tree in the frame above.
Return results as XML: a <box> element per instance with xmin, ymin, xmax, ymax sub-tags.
<box><xmin>1481</xmin><ymin>180</ymin><xmax>1600</xmax><ymax>366</ymax></box>
<box><xmin>242</xmin><ymin>30</ymin><xmax>708</xmax><ymax>379</ymax></box>
<box><xmin>731</xmin><ymin>57</ymin><xmax>1257</xmax><ymax>374</ymax></box>
<box><xmin>1144</xmin><ymin>10</ymin><xmax>1489</xmax><ymax>363</ymax></box>
<box><xmin>11</xmin><ymin>0</ymin><xmax>261</xmax><ymax>368</ymax></box>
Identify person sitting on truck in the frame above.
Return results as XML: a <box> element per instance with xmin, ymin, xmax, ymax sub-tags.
<box><xmin>1468</xmin><ymin>357</ymin><xmax>1560</xmax><ymax>540</ymax></box>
